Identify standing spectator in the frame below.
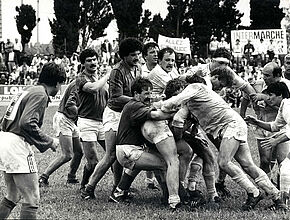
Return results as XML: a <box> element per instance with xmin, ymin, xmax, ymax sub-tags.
<box><xmin>209</xmin><ymin>36</ymin><xmax>219</xmax><ymax>56</ymax></box>
<box><xmin>101</xmin><ymin>39</ymin><xmax>112</xmax><ymax>63</ymax></box>
<box><xmin>256</xmin><ymin>38</ymin><xmax>267</xmax><ymax>63</ymax></box>
<box><xmin>24</xmin><ymin>75</ymin><xmax>34</xmax><ymax>85</ymax></box>
<box><xmin>267</xmin><ymin>39</ymin><xmax>276</xmax><ymax>60</ymax></box>
<box><xmin>244</xmin><ymin>39</ymin><xmax>255</xmax><ymax>61</ymax></box>
<box><xmin>183</xmin><ymin>54</ymin><xmax>193</xmax><ymax>67</ymax></box>
<box><xmin>112</xmin><ymin>39</ymin><xmax>119</xmax><ymax>54</ymax></box>
<box><xmin>272</xmin><ymin>54</ymin><xmax>281</xmax><ymax>67</ymax></box>
<box><xmin>0</xmin><ymin>62</ymin><xmax>66</xmax><ymax>220</ymax></box>
<box><xmin>6</xmin><ymin>47</ymin><xmax>17</xmax><ymax>74</ymax></box>
<box><xmin>13</xmin><ymin>38</ymin><xmax>22</xmax><ymax>65</ymax></box>
<box><xmin>232</xmin><ymin>39</ymin><xmax>243</xmax><ymax>65</ymax></box>
<box><xmin>218</xmin><ymin>37</ymin><xmax>230</xmax><ymax>51</ymax></box>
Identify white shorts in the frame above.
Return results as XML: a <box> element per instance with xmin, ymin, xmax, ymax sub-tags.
<box><xmin>77</xmin><ymin>117</ymin><xmax>105</xmax><ymax>142</ymax></box>
<box><xmin>103</xmin><ymin>106</ymin><xmax>121</xmax><ymax>132</ymax></box>
<box><xmin>221</xmin><ymin>120</ymin><xmax>248</xmax><ymax>142</ymax></box>
<box><xmin>116</xmin><ymin>145</ymin><xmax>145</xmax><ymax>170</ymax></box>
<box><xmin>141</xmin><ymin>120</ymin><xmax>173</xmax><ymax>144</ymax></box>
<box><xmin>53</xmin><ymin>112</ymin><xmax>79</xmax><ymax>138</ymax></box>
<box><xmin>0</xmin><ymin>132</ymin><xmax>38</xmax><ymax>173</ymax></box>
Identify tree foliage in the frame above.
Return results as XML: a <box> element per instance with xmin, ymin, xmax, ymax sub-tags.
<box><xmin>250</xmin><ymin>0</ymin><xmax>284</xmax><ymax>29</ymax></box>
<box><xmin>15</xmin><ymin>4</ymin><xmax>38</xmax><ymax>52</ymax></box>
<box><xmin>109</xmin><ymin>0</ymin><xmax>144</xmax><ymax>40</ymax></box>
<box><xmin>79</xmin><ymin>0</ymin><xmax>113</xmax><ymax>50</ymax></box>
<box><xmin>49</xmin><ymin>0</ymin><xmax>80</xmax><ymax>56</ymax></box>
<box><xmin>137</xmin><ymin>9</ymin><xmax>152</xmax><ymax>42</ymax></box>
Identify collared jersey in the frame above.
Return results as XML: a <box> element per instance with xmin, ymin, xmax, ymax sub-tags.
<box><xmin>76</xmin><ymin>71</ymin><xmax>108</xmax><ymax>121</ymax></box>
<box><xmin>1</xmin><ymin>85</ymin><xmax>53</xmax><ymax>152</ymax></box>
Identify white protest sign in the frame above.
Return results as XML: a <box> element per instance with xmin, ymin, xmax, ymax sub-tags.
<box><xmin>158</xmin><ymin>34</ymin><xmax>191</xmax><ymax>54</ymax></box>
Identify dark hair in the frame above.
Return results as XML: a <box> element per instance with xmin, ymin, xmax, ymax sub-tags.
<box><xmin>38</xmin><ymin>62</ymin><xmax>66</xmax><ymax>86</ymax></box>
<box><xmin>79</xmin><ymin>48</ymin><xmax>98</xmax><ymax>64</ymax></box>
<box><xmin>164</xmin><ymin>78</ymin><xmax>186</xmax><ymax>99</ymax></box>
<box><xmin>142</xmin><ymin>42</ymin><xmax>159</xmax><ymax>58</ymax></box>
<box><xmin>131</xmin><ymin>77</ymin><xmax>153</xmax><ymax>96</ymax></box>
<box><xmin>266</xmin><ymin>82</ymin><xmax>290</xmax><ymax>99</ymax></box>
<box><xmin>210</xmin><ymin>66</ymin><xmax>234</xmax><ymax>87</ymax></box>
<box><xmin>212</xmin><ymin>48</ymin><xmax>231</xmax><ymax>60</ymax></box>
<box><xmin>119</xmin><ymin>38</ymin><xmax>143</xmax><ymax>59</ymax></box>
<box><xmin>272</xmin><ymin>65</ymin><xmax>282</xmax><ymax>78</ymax></box>
<box><xmin>158</xmin><ymin>47</ymin><xmax>175</xmax><ymax>61</ymax></box>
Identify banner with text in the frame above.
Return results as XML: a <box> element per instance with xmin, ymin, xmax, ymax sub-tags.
<box><xmin>158</xmin><ymin>35</ymin><xmax>191</xmax><ymax>55</ymax></box>
<box><xmin>231</xmin><ymin>29</ymin><xmax>287</xmax><ymax>54</ymax></box>
<box><xmin>0</xmin><ymin>85</ymin><xmax>68</xmax><ymax>106</ymax></box>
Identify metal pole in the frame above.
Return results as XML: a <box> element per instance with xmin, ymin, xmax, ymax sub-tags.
<box><xmin>37</xmin><ymin>0</ymin><xmax>39</xmax><ymax>44</ymax></box>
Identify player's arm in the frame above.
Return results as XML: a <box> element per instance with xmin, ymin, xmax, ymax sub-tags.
<box><xmin>171</xmin><ymin>106</ymin><xmax>189</xmax><ymax>141</ymax></box>
<box><xmin>149</xmin><ymin>109</ymin><xmax>175</xmax><ymax>120</ymax></box>
<box><xmin>82</xmin><ymin>72</ymin><xmax>110</xmax><ymax>93</ymax></box>
<box><xmin>19</xmin><ymin>94</ymin><xmax>56</xmax><ymax>153</ymax></box>
<box><xmin>109</xmin><ymin>69</ymin><xmax>132</xmax><ymax>104</ymax></box>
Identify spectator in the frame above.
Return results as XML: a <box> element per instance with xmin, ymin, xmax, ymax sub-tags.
<box><xmin>209</xmin><ymin>36</ymin><xmax>219</xmax><ymax>56</ymax></box>
<box><xmin>267</xmin><ymin>39</ymin><xmax>276</xmax><ymax>60</ymax></box>
<box><xmin>0</xmin><ymin>73</ymin><xmax>7</xmax><ymax>84</ymax></box>
<box><xmin>183</xmin><ymin>54</ymin><xmax>193</xmax><ymax>68</ymax></box>
<box><xmin>13</xmin><ymin>38</ymin><xmax>22</xmax><ymax>65</ymax></box>
<box><xmin>256</xmin><ymin>38</ymin><xmax>267</xmax><ymax>62</ymax></box>
<box><xmin>272</xmin><ymin>54</ymin><xmax>281</xmax><ymax>67</ymax></box>
<box><xmin>244</xmin><ymin>39</ymin><xmax>255</xmax><ymax>61</ymax></box>
<box><xmin>218</xmin><ymin>37</ymin><xmax>230</xmax><ymax>51</ymax></box>
<box><xmin>101</xmin><ymin>39</ymin><xmax>112</xmax><ymax>63</ymax></box>
<box><xmin>232</xmin><ymin>39</ymin><xmax>243</xmax><ymax>65</ymax></box>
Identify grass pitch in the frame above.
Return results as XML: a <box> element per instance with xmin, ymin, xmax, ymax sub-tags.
<box><xmin>0</xmin><ymin>106</ymin><xmax>289</xmax><ymax>219</ymax></box>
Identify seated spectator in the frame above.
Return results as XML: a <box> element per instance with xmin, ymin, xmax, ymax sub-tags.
<box><xmin>24</xmin><ymin>75</ymin><xmax>34</xmax><ymax>85</ymax></box>
<box><xmin>0</xmin><ymin>73</ymin><xmax>7</xmax><ymax>84</ymax></box>
<box><xmin>272</xmin><ymin>54</ymin><xmax>281</xmax><ymax>67</ymax></box>
<box><xmin>183</xmin><ymin>54</ymin><xmax>193</xmax><ymax>67</ymax></box>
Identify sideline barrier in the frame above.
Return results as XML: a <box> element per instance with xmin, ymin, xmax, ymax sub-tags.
<box><xmin>0</xmin><ymin>85</ymin><xmax>68</xmax><ymax>106</ymax></box>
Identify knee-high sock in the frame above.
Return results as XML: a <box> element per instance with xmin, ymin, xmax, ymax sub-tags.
<box><xmin>81</xmin><ymin>164</ymin><xmax>95</xmax><ymax>187</ymax></box>
<box><xmin>255</xmin><ymin>173</ymin><xmax>279</xmax><ymax>200</ymax></box>
<box><xmin>20</xmin><ymin>203</ymin><xmax>38</xmax><ymax>220</ymax></box>
<box><xmin>232</xmin><ymin>172</ymin><xmax>259</xmax><ymax>196</ymax></box>
<box><xmin>118</xmin><ymin>173</ymin><xmax>136</xmax><ymax>191</ymax></box>
<box><xmin>279</xmin><ymin>158</ymin><xmax>290</xmax><ymax>193</ymax></box>
<box><xmin>188</xmin><ymin>163</ymin><xmax>202</xmax><ymax>191</ymax></box>
<box><xmin>203</xmin><ymin>172</ymin><xmax>218</xmax><ymax>199</ymax></box>
<box><xmin>0</xmin><ymin>197</ymin><xmax>16</xmax><ymax>219</ymax></box>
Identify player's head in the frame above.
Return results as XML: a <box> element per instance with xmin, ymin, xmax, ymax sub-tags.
<box><xmin>164</xmin><ymin>78</ymin><xmax>186</xmax><ymax>99</ymax></box>
<box><xmin>158</xmin><ymin>47</ymin><xmax>176</xmax><ymax>73</ymax></box>
<box><xmin>210</xmin><ymin>66</ymin><xmax>234</xmax><ymax>90</ymax></box>
<box><xmin>119</xmin><ymin>38</ymin><xmax>143</xmax><ymax>67</ymax></box>
<box><xmin>38</xmin><ymin>62</ymin><xmax>66</xmax><ymax>96</ymax></box>
<box><xmin>266</xmin><ymin>82</ymin><xmax>289</xmax><ymax>107</ymax></box>
<box><xmin>79</xmin><ymin>48</ymin><xmax>99</xmax><ymax>74</ymax></box>
<box><xmin>211</xmin><ymin>48</ymin><xmax>231</xmax><ymax>70</ymax></box>
<box><xmin>262</xmin><ymin>62</ymin><xmax>282</xmax><ymax>86</ymax></box>
<box><xmin>131</xmin><ymin>77</ymin><xmax>153</xmax><ymax>105</ymax></box>
<box><xmin>142</xmin><ymin>42</ymin><xmax>159</xmax><ymax>65</ymax></box>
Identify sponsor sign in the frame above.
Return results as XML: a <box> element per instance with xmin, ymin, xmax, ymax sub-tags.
<box><xmin>0</xmin><ymin>85</ymin><xmax>68</xmax><ymax>106</ymax></box>
<box><xmin>231</xmin><ymin>29</ymin><xmax>287</xmax><ymax>54</ymax></box>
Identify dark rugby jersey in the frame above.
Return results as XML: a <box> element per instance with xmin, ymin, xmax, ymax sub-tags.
<box><xmin>1</xmin><ymin>85</ymin><xmax>53</xmax><ymax>152</ymax></box>
<box><xmin>76</xmin><ymin>71</ymin><xmax>108</xmax><ymax>121</ymax></box>
<box><xmin>58</xmin><ymin>80</ymin><xmax>79</xmax><ymax>122</ymax></box>
<box><xmin>107</xmin><ymin>60</ymin><xmax>142</xmax><ymax>112</ymax></box>
<box><xmin>117</xmin><ymin>99</ymin><xmax>155</xmax><ymax>146</ymax></box>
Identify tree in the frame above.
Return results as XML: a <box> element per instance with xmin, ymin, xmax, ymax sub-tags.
<box><xmin>49</xmin><ymin>0</ymin><xmax>80</xmax><ymax>56</ymax></box>
<box><xmin>79</xmin><ymin>0</ymin><xmax>113</xmax><ymax>50</ymax></box>
<box><xmin>109</xmin><ymin>0</ymin><xmax>144</xmax><ymax>40</ymax></box>
<box><xmin>185</xmin><ymin>0</ymin><xmax>242</xmax><ymax>56</ymax></box>
<box><xmin>250</xmin><ymin>0</ymin><xmax>284</xmax><ymax>29</ymax></box>
<box><xmin>148</xmin><ymin>14</ymin><xmax>166</xmax><ymax>42</ymax></box>
<box><xmin>137</xmin><ymin>9</ymin><xmax>152</xmax><ymax>42</ymax></box>
<box><xmin>15</xmin><ymin>4</ymin><xmax>38</xmax><ymax>52</ymax></box>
